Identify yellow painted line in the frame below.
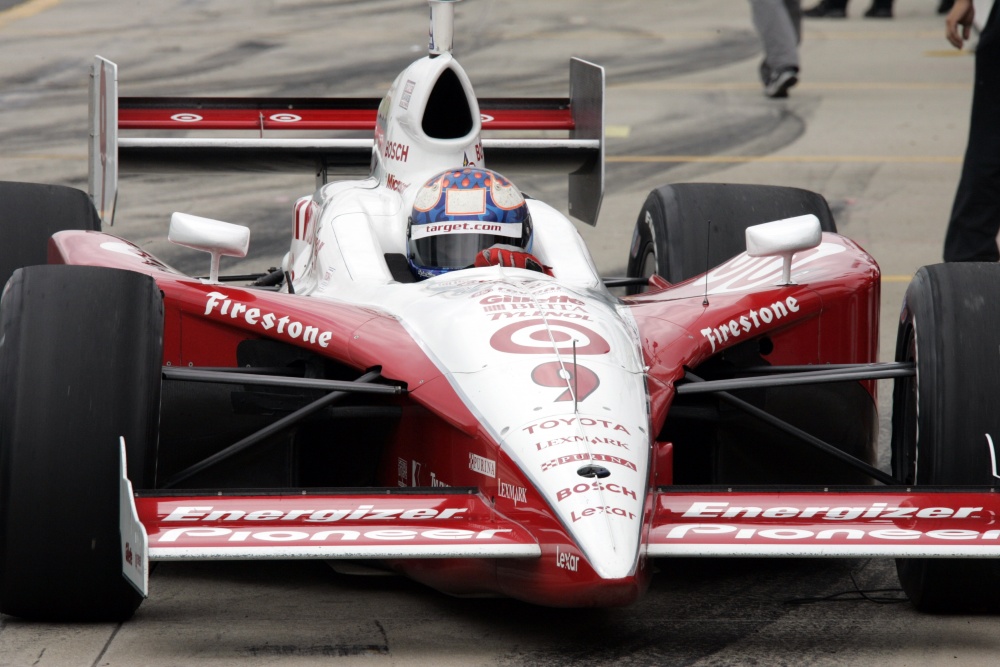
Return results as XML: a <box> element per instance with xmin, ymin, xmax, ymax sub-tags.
<box><xmin>797</xmin><ymin>82</ymin><xmax>971</xmax><ymax>90</ymax></box>
<box><xmin>0</xmin><ymin>0</ymin><xmax>61</xmax><ymax>29</ymax></box>
<box><xmin>526</xmin><ymin>29</ymin><xmax>947</xmax><ymax>41</ymax></box>
<box><xmin>611</xmin><ymin>81</ymin><xmax>761</xmax><ymax>91</ymax></box>
<box><xmin>606</xmin><ymin>125</ymin><xmax>631</xmax><ymax>138</ymax></box>
<box><xmin>608</xmin><ymin>155</ymin><xmax>961</xmax><ymax>164</ymax></box>
<box><xmin>5</xmin><ymin>153</ymin><xmax>83</xmax><ymax>160</ymax></box>
<box><xmin>526</xmin><ymin>30</ymin><xmax>736</xmax><ymax>41</ymax></box>
<box><xmin>808</xmin><ymin>30</ymin><xmax>947</xmax><ymax>39</ymax></box>
<box><xmin>611</xmin><ymin>81</ymin><xmax>971</xmax><ymax>91</ymax></box>
<box><xmin>925</xmin><ymin>49</ymin><xmax>973</xmax><ymax>57</ymax></box>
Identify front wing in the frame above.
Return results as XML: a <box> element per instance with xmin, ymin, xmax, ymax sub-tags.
<box><xmin>650</xmin><ymin>489</ymin><xmax>1000</xmax><ymax>558</ymax></box>
<box><xmin>137</xmin><ymin>492</ymin><xmax>541</xmax><ymax>561</ymax></box>
<box><xmin>121</xmin><ymin>455</ymin><xmax>1000</xmax><ymax>598</ymax></box>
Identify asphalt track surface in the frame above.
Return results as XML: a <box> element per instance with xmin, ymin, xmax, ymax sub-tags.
<box><xmin>1</xmin><ymin>0</ymin><xmax>997</xmax><ymax>665</ymax></box>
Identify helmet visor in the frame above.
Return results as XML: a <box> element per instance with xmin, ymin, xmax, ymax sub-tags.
<box><xmin>410</xmin><ymin>222</ymin><xmax>523</xmax><ymax>270</ymax></box>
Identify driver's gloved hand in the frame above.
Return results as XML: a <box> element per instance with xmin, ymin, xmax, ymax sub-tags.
<box><xmin>474</xmin><ymin>244</ymin><xmax>553</xmax><ymax>276</ymax></box>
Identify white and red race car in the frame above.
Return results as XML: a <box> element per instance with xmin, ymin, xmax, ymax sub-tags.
<box><xmin>2</xmin><ymin>0</ymin><xmax>1000</xmax><ymax>621</ymax></box>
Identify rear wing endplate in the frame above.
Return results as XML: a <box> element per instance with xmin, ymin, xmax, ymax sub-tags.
<box><xmin>88</xmin><ymin>56</ymin><xmax>604</xmax><ymax>226</ymax></box>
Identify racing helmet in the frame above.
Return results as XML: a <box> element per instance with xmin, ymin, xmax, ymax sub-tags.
<box><xmin>407</xmin><ymin>167</ymin><xmax>532</xmax><ymax>279</ymax></box>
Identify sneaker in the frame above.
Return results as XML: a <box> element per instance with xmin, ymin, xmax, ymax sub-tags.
<box><xmin>804</xmin><ymin>2</ymin><xmax>847</xmax><ymax>17</ymax></box>
<box><xmin>765</xmin><ymin>69</ymin><xmax>798</xmax><ymax>98</ymax></box>
<box><xmin>864</xmin><ymin>6</ymin><xmax>893</xmax><ymax>17</ymax></box>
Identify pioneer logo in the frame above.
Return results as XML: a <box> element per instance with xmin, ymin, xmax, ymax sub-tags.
<box><xmin>663</xmin><ymin>524</ymin><xmax>1000</xmax><ymax>542</ymax></box>
<box><xmin>157</xmin><ymin>527</ymin><xmax>513</xmax><ymax>543</ymax></box>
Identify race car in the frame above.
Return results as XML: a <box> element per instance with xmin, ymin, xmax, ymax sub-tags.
<box><xmin>2</xmin><ymin>0</ymin><xmax>1000</xmax><ymax>622</ymax></box>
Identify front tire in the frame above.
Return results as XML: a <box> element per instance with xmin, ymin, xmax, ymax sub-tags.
<box><xmin>892</xmin><ymin>263</ymin><xmax>1000</xmax><ymax>613</ymax></box>
<box><xmin>0</xmin><ymin>181</ymin><xmax>101</xmax><ymax>290</ymax></box>
<box><xmin>625</xmin><ymin>183</ymin><xmax>836</xmax><ymax>293</ymax></box>
<box><xmin>0</xmin><ymin>265</ymin><xmax>163</xmax><ymax>621</ymax></box>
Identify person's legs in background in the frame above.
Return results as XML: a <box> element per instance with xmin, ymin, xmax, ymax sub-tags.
<box><xmin>943</xmin><ymin>4</ymin><xmax>1000</xmax><ymax>261</ymax></box>
<box><xmin>804</xmin><ymin>0</ymin><xmax>894</xmax><ymax>18</ymax></box>
<box><xmin>749</xmin><ymin>0</ymin><xmax>802</xmax><ymax>97</ymax></box>
<box><xmin>864</xmin><ymin>0</ymin><xmax>893</xmax><ymax>18</ymax></box>
<box><xmin>804</xmin><ymin>0</ymin><xmax>848</xmax><ymax>18</ymax></box>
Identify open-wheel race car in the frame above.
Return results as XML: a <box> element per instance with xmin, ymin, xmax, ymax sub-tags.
<box><xmin>3</xmin><ymin>0</ymin><xmax>1000</xmax><ymax>621</ymax></box>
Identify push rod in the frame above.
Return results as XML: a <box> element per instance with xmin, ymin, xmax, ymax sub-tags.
<box><xmin>684</xmin><ymin>370</ymin><xmax>899</xmax><ymax>486</ymax></box>
<box><xmin>162</xmin><ymin>369</ymin><xmax>386</xmax><ymax>488</ymax></box>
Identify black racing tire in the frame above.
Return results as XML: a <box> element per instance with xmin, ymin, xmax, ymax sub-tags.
<box><xmin>891</xmin><ymin>263</ymin><xmax>1000</xmax><ymax>613</ymax></box>
<box><xmin>0</xmin><ymin>181</ymin><xmax>101</xmax><ymax>291</ymax></box>
<box><xmin>0</xmin><ymin>265</ymin><xmax>162</xmax><ymax>621</ymax></box>
<box><xmin>625</xmin><ymin>183</ymin><xmax>836</xmax><ymax>294</ymax></box>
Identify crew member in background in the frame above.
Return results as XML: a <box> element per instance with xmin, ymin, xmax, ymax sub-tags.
<box><xmin>942</xmin><ymin>0</ymin><xmax>1000</xmax><ymax>261</ymax></box>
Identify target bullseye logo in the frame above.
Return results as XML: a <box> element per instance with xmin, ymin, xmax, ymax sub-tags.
<box><xmin>269</xmin><ymin>113</ymin><xmax>302</xmax><ymax>123</ymax></box>
<box><xmin>488</xmin><ymin>319</ymin><xmax>608</xmax><ymax>404</ymax></box>
<box><xmin>489</xmin><ymin>319</ymin><xmax>610</xmax><ymax>355</ymax></box>
<box><xmin>171</xmin><ymin>113</ymin><xmax>203</xmax><ymax>122</ymax></box>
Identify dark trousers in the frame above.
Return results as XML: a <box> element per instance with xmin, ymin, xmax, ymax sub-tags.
<box><xmin>943</xmin><ymin>3</ymin><xmax>1000</xmax><ymax>261</ymax></box>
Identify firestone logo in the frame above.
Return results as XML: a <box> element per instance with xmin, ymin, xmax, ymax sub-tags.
<box><xmin>204</xmin><ymin>292</ymin><xmax>334</xmax><ymax>348</ymax></box>
<box><xmin>700</xmin><ymin>295</ymin><xmax>801</xmax><ymax>352</ymax></box>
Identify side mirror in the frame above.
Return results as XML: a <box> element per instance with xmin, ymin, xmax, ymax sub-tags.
<box><xmin>745</xmin><ymin>214</ymin><xmax>822</xmax><ymax>285</ymax></box>
<box><xmin>168</xmin><ymin>212</ymin><xmax>250</xmax><ymax>283</ymax></box>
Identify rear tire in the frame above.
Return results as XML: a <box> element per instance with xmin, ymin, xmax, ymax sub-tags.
<box><xmin>0</xmin><ymin>265</ymin><xmax>162</xmax><ymax>621</ymax></box>
<box><xmin>891</xmin><ymin>263</ymin><xmax>1000</xmax><ymax>613</ymax></box>
<box><xmin>0</xmin><ymin>181</ymin><xmax>101</xmax><ymax>290</ymax></box>
<box><xmin>625</xmin><ymin>183</ymin><xmax>836</xmax><ymax>293</ymax></box>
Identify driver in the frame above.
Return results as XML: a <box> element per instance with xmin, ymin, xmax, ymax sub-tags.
<box><xmin>406</xmin><ymin>167</ymin><xmax>551</xmax><ymax>279</ymax></box>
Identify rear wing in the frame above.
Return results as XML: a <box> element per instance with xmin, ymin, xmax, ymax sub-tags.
<box><xmin>88</xmin><ymin>56</ymin><xmax>604</xmax><ymax>227</ymax></box>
